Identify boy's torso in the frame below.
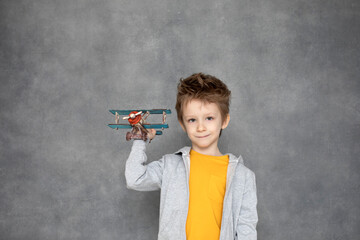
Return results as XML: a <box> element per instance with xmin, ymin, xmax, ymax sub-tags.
<box><xmin>186</xmin><ymin>150</ymin><xmax>229</xmax><ymax>239</ymax></box>
<box><xmin>157</xmin><ymin>147</ymin><xmax>249</xmax><ymax>240</ymax></box>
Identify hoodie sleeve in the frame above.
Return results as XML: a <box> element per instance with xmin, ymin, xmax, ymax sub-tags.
<box><xmin>125</xmin><ymin>140</ymin><xmax>165</xmax><ymax>191</ymax></box>
<box><xmin>235</xmin><ymin>170</ymin><xmax>258</xmax><ymax>240</ymax></box>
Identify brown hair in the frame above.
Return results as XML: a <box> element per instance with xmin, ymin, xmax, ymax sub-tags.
<box><xmin>175</xmin><ymin>72</ymin><xmax>231</xmax><ymax>125</ymax></box>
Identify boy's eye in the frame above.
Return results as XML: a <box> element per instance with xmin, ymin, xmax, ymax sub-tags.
<box><xmin>206</xmin><ymin>117</ymin><xmax>214</xmax><ymax>120</ymax></box>
<box><xmin>188</xmin><ymin>118</ymin><xmax>196</xmax><ymax>123</ymax></box>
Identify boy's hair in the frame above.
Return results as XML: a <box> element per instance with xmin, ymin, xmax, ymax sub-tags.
<box><xmin>175</xmin><ymin>72</ymin><xmax>231</xmax><ymax>125</ymax></box>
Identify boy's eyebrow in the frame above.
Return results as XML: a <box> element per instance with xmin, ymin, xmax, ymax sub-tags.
<box><xmin>183</xmin><ymin>112</ymin><xmax>218</xmax><ymax>118</ymax></box>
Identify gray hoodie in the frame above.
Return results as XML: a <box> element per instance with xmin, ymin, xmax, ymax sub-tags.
<box><xmin>125</xmin><ymin>140</ymin><xmax>258</xmax><ymax>240</ymax></box>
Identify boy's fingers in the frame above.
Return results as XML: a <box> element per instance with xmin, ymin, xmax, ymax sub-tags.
<box><xmin>148</xmin><ymin>129</ymin><xmax>156</xmax><ymax>140</ymax></box>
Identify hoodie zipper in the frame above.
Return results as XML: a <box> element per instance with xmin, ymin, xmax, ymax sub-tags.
<box><xmin>183</xmin><ymin>153</ymin><xmax>190</xmax><ymax>240</ymax></box>
<box><xmin>220</xmin><ymin>157</ymin><xmax>238</xmax><ymax>240</ymax></box>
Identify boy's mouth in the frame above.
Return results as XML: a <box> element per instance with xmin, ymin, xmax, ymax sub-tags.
<box><xmin>196</xmin><ymin>134</ymin><xmax>210</xmax><ymax>138</ymax></box>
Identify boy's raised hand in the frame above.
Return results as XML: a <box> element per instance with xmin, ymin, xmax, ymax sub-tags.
<box><xmin>147</xmin><ymin>129</ymin><xmax>157</xmax><ymax>141</ymax></box>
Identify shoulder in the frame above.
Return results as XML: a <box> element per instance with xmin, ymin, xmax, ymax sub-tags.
<box><xmin>230</xmin><ymin>154</ymin><xmax>256</xmax><ymax>180</ymax></box>
<box><xmin>237</xmin><ymin>163</ymin><xmax>255</xmax><ymax>176</ymax></box>
<box><xmin>158</xmin><ymin>146</ymin><xmax>190</xmax><ymax>167</ymax></box>
<box><xmin>160</xmin><ymin>148</ymin><xmax>186</xmax><ymax>163</ymax></box>
<box><xmin>162</xmin><ymin>146</ymin><xmax>191</xmax><ymax>160</ymax></box>
<box><xmin>162</xmin><ymin>153</ymin><xmax>182</xmax><ymax>161</ymax></box>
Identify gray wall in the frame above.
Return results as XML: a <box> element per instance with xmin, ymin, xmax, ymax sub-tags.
<box><xmin>1</xmin><ymin>0</ymin><xmax>359</xmax><ymax>239</ymax></box>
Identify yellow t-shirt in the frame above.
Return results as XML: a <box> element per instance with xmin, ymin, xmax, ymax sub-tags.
<box><xmin>186</xmin><ymin>149</ymin><xmax>229</xmax><ymax>240</ymax></box>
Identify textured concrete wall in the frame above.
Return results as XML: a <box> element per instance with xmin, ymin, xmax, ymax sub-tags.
<box><xmin>1</xmin><ymin>0</ymin><xmax>359</xmax><ymax>239</ymax></box>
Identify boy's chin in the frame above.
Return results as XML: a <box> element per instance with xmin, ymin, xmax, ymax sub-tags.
<box><xmin>192</xmin><ymin>142</ymin><xmax>216</xmax><ymax>150</ymax></box>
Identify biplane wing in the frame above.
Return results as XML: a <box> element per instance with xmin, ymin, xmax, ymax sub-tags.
<box><xmin>107</xmin><ymin>123</ymin><xmax>169</xmax><ymax>129</ymax></box>
<box><xmin>107</xmin><ymin>123</ymin><xmax>168</xmax><ymax>135</ymax></box>
<box><xmin>109</xmin><ymin>109</ymin><xmax>171</xmax><ymax>115</ymax></box>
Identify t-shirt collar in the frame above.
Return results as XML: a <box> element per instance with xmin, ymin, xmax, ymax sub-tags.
<box><xmin>175</xmin><ymin>147</ymin><xmax>243</xmax><ymax>164</ymax></box>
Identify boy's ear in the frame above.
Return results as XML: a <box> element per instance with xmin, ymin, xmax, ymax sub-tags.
<box><xmin>222</xmin><ymin>114</ymin><xmax>230</xmax><ymax>129</ymax></box>
<box><xmin>179</xmin><ymin>120</ymin><xmax>186</xmax><ymax>132</ymax></box>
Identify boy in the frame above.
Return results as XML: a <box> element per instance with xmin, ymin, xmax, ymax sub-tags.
<box><xmin>125</xmin><ymin>73</ymin><xmax>258</xmax><ymax>240</ymax></box>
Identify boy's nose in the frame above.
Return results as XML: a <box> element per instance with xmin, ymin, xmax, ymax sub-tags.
<box><xmin>197</xmin><ymin>121</ymin><xmax>206</xmax><ymax>131</ymax></box>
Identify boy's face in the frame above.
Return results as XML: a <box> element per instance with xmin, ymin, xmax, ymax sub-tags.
<box><xmin>179</xmin><ymin>99</ymin><xmax>230</xmax><ymax>156</ymax></box>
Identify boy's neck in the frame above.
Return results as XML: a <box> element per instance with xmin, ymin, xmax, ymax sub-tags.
<box><xmin>191</xmin><ymin>145</ymin><xmax>223</xmax><ymax>156</ymax></box>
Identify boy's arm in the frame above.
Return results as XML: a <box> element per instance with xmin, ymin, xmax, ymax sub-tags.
<box><xmin>235</xmin><ymin>170</ymin><xmax>258</xmax><ymax>240</ymax></box>
<box><xmin>125</xmin><ymin>140</ymin><xmax>164</xmax><ymax>191</ymax></box>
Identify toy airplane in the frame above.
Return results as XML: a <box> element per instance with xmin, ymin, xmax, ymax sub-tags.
<box><xmin>108</xmin><ymin>109</ymin><xmax>171</xmax><ymax>141</ymax></box>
